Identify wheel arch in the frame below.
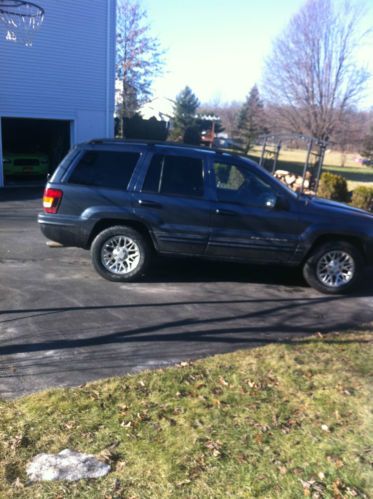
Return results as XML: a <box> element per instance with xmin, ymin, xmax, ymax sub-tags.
<box><xmin>303</xmin><ymin>234</ymin><xmax>366</xmax><ymax>264</ymax></box>
<box><xmin>87</xmin><ymin>219</ymin><xmax>157</xmax><ymax>252</ymax></box>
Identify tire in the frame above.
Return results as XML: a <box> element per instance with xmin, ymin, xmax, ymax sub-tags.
<box><xmin>91</xmin><ymin>226</ymin><xmax>150</xmax><ymax>282</ymax></box>
<box><xmin>303</xmin><ymin>241</ymin><xmax>363</xmax><ymax>294</ymax></box>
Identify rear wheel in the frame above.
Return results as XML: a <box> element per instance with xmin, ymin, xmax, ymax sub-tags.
<box><xmin>91</xmin><ymin>226</ymin><xmax>150</xmax><ymax>282</ymax></box>
<box><xmin>303</xmin><ymin>241</ymin><xmax>363</xmax><ymax>294</ymax></box>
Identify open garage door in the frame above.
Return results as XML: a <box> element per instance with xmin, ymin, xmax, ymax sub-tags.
<box><xmin>1</xmin><ymin>118</ymin><xmax>71</xmax><ymax>186</ymax></box>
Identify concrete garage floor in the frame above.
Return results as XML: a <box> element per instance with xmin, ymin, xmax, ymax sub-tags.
<box><xmin>1</xmin><ymin>188</ymin><xmax>373</xmax><ymax>399</ymax></box>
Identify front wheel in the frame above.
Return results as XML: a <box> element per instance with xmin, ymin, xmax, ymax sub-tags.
<box><xmin>303</xmin><ymin>241</ymin><xmax>363</xmax><ymax>294</ymax></box>
<box><xmin>91</xmin><ymin>226</ymin><xmax>150</xmax><ymax>282</ymax></box>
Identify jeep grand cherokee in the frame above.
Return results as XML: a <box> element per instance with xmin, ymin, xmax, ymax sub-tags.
<box><xmin>38</xmin><ymin>140</ymin><xmax>373</xmax><ymax>294</ymax></box>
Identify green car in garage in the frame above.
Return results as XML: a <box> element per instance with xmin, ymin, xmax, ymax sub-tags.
<box><xmin>3</xmin><ymin>153</ymin><xmax>49</xmax><ymax>176</ymax></box>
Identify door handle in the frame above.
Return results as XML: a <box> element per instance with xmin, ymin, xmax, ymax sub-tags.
<box><xmin>138</xmin><ymin>199</ymin><xmax>162</xmax><ymax>208</ymax></box>
<box><xmin>215</xmin><ymin>208</ymin><xmax>237</xmax><ymax>216</ymax></box>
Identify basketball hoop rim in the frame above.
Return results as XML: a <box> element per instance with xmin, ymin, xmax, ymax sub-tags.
<box><xmin>0</xmin><ymin>1</ymin><xmax>44</xmax><ymax>18</ymax></box>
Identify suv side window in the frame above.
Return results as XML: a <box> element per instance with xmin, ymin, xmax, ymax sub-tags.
<box><xmin>142</xmin><ymin>154</ymin><xmax>204</xmax><ymax>197</ymax></box>
<box><xmin>68</xmin><ymin>150</ymin><xmax>140</xmax><ymax>189</ymax></box>
<box><xmin>214</xmin><ymin>161</ymin><xmax>277</xmax><ymax>207</ymax></box>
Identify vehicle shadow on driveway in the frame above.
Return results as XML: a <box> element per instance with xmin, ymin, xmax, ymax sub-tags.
<box><xmin>144</xmin><ymin>257</ymin><xmax>306</xmax><ymax>287</ymax></box>
<box><xmin>140</xmin><ymin>257</ymin><xmax>373</xmax><ymax>294</ymax></box>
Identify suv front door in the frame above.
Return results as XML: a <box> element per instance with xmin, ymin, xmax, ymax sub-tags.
<box><xmin>133</xmin><ymin>150</ymin><xmax>212</xmax><ymax>255</ymax></box>
<box><xmin>206</xmin><ymin>159</ymin><xmax>302</xmax><ymax>263</ymax></box>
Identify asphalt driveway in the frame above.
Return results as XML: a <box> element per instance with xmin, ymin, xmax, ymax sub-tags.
<box><xmin>1</xmin><ymin>188</ymin><xmax>373</xmax><ymax>399</ymax></box>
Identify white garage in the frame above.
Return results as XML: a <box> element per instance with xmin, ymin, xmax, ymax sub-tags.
<box><xmin>0</xmin><ymin>0</ymin><xmax>116</xmax><ymax>187</ymax></box>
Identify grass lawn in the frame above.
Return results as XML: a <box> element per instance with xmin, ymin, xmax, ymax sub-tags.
<box><xmin>1</xmin><ymin>330</ymin><xmax>372</xmax><ymax>498</ymax></box>
<box><xmin>248</xmin><ymin>148</ymin><xmax>373</xmax><ymax>190</ymax></box>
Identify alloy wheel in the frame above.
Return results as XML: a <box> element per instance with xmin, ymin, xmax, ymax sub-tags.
<box><xmin>101</xmin><ymin>235</ymin><xmax>141</xmax><ymax>275</ymax></box>
<box><xmin>316</xmin><ymin>250</ymin><xmax>355</xmax><ymax>288</ymax></box>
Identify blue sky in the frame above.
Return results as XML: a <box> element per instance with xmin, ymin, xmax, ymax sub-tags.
<box><xmin>142</xmin><ymin>0</ymin><xmax>373</xmax><ymax>107</ymax></box>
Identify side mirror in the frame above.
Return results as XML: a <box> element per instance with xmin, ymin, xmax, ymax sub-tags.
<box><xmin>264</xmin><ymin>195</ymin><xmax>277</xmax><ymax>209</ymax></box>
<box><xmin>264</xmin><ymin>194</ymin><xmax>289</xmax><ymax>210</ymax></box>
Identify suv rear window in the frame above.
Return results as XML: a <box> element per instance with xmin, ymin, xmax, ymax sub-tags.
<box><xmin>68</xmin><ymin>150</ymin><xmax>140</xmax><ymax>189</ymax></box>
<box><xmin>142</xmin><ymin>154</ymin><xmax>204</xmax><ymax>197</ymax></box>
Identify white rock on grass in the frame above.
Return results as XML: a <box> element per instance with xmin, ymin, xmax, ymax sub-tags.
<box><xmin>26</xmin><ymin>449</ymin><xmax>110</xmax><ymax>482</ymax></box>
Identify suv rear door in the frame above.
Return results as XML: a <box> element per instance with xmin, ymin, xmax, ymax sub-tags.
<box><xmin>133</xmin><ymin>149</ymin><xmax>212</xmax><ymax>255</ymax></box>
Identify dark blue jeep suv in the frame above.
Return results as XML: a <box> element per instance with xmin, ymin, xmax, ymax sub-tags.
<box><xmin>38</xmin><ymin>139</ymin><xmax>373</xmax><ymax>294</ymax></box>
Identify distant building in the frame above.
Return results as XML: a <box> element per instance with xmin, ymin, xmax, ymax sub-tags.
<box><xmin>0</xmin><ymin>0</ymin><xmax>116</xmax><ymax>187</ymax></box>
<box><xmin>138</xmin><ymin>97</ymin><xmax>175</xmax><ymax>122</ymax></box>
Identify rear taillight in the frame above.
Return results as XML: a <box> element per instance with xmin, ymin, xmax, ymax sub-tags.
<box><xmin>43</xmin><ymin>188</ymin><xmax>63</xmax><ymax>214</ymax></box>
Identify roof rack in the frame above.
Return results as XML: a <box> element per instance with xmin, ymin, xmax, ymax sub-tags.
<box><xmin>88</xmin><ymin>138</ymin><xmax>233</xmax><ymax>155</ymax></box>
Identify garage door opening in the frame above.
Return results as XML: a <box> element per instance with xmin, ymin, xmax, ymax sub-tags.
<box><xmin>1</xmin><ymin>118</ymin><xmax>71</xmax><ymax>186</ymax></box>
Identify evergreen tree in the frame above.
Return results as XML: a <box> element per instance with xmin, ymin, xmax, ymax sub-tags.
<box><xmin>171</xmin><ymin>86</ymin><xmax>200</xmax><ymax>140</ymax></box>
<box><xmin>235</xmin><ymin>85</ymin><xmax>266</xmax><ymax>153</ymax></box>
<box><xmin>362</xmin><ymin>124</ymin><xmax>373</xmax><ymax>162</ymax></box>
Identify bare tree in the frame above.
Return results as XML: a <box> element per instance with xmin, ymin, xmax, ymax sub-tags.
<box><xmin>116</xmin><ymin>0</ymin><xmax>164</xmax><ymax>120</ymax></box>
<box><xmin>262</xmin><ymin>0</ymin><xmax>371</xmax><ymax>141</ymax></box>
<box><xmin>361</xmin><ymin>122</ymin><xmax>373</xmax><ymax>161</ymax></box>
<box><xmin>333</xmin><ymin>109</ymin><xmax>369</xmax><ymax>164</ymax></box>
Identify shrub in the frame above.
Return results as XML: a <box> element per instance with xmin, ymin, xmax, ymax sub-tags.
<box><xmin>317</xmin><ymin>172</ymin><xmax>349</xmax><ymax>202</ymax></box>
<box><xmin>351</xmin><ymin>186</ymin><xmax>373</xmax><ymax>212</ymax></box>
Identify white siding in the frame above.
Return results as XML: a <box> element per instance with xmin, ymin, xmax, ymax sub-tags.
<box><xmin>0</xmin><ymin>0</ymin><xmax>116</xmax><ymax>186</ymax></box>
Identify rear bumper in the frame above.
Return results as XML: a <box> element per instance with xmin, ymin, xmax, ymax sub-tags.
<box><xmin>38</xmin><ymin>213</ymin><xmax>91</xmax><ymax>248</ymax></box>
